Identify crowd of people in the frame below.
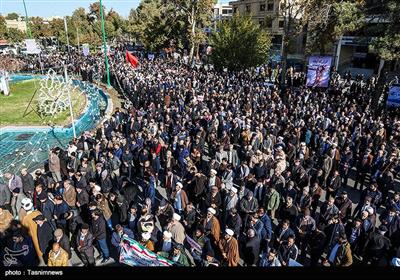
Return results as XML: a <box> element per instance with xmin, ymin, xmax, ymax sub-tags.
<box><xmin>0</xmin><ymin>45</ymin><xmax>400</xmax><ymax>268</ymax></box>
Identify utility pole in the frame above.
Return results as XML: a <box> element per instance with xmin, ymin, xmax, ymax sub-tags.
<box><xmin>22</xmin><ymin>0</ymin><xmax>32</xmax><ymax>38</ymax></box>
<box><xmin>334</xmin><ymin>35</ymin><xmax>342</xmax><ymax>70</ymax></box>
<box><xmin>64</xmin><ymin>17</ymin><xmax>70</xmax><ymax>54</ymax></box>
<box><xmin>64</xmin><ymin>65</ymin><xmax>76</xmax><ymax>139</ymax></box>
<box><xmin>76</xmin><ymin>26</ymin><xmax>80</xmax><ymax>51</ymax></box>
<box><xmin>99</xmin><ymin>0</ymin><xmax>111</xmax><ymax>87</ymax></box>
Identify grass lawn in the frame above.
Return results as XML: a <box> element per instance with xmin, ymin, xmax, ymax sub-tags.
<box><xmin>0</xmin><ymin>79</ymin><xmax>86</xmax><ymax>126</ymax></box>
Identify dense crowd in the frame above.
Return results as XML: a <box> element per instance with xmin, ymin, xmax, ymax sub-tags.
<box><xmin>0</xmin><ymin>47</ymin><xmax>400</xmax><ymax>268</ymax></box>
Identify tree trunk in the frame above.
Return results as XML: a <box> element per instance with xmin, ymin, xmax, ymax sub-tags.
<box><xmin>373</xmin><ymin>59</ymin><xmax>386</xmax><ymax>115</ymax></box>
<box><xmin>280</xmin><ymin>35</ymin><xmax>288</xmax><ymax>87</ymax></box>
<box><xmin>189</xmin><ymin>8</ymin><xmax>196</xmax><ymax>62</ymax></box>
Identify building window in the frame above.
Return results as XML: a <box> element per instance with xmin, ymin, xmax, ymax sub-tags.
<box><xmin>267</xmin><ymin>21</ymin><xmax>273</xmax><ymax>28</ymax></box>
<box><xmin>279</xmin><ymin>20</ymin><xmax>284</xmax><ymax>28</ymax></box>
<box><xmin>259</xmin><ymin>20</ymin><xmax>264</xmax><ymax>26</ymax></box>
<box><xmin>246</xmin><ymin>5</ymin><xmax>251</xmax><ymax>12</ymax></box>
<box><xmin>267</xmin><ymin>3</ymin><xmax>274</xmax><ymax>11</ymax></box>
<box><xmin>233</xmin><ymin>7</ymin><xmax>237</xmax><ymax>14</ymax></box>
<box><xmin>222</xmin><ymin>9</ymin><xmax>229</xmax><ymax>15</ymax></box>
<box><xmin>260</xmin><ymin>4</ymin><xmax>266</xmax><ymax>11</ymax></box>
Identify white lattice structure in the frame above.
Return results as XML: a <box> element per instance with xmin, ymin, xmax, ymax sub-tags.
<box><xmin>37</xmin><ymin>69</ymin><xmax>80</xmax><ymax>116</ymax></box>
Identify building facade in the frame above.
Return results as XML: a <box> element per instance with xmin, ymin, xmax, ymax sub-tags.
<box><xmin>213</xmin><ymin>3</ymin><xmax>233</xmax><ymax>22</ymax></box>
<box><xmin>5</xmin><ymin>19</ymin><xmax>27</xmax><ymax>33</ymax></box>
<box><xmin>229</xmin><ymin>0</ymin><xmax>284</xmax><ymax>44</ymax></box>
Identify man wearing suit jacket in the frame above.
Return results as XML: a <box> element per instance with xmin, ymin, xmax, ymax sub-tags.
<box><xmin>253</xmin><ymin>179</ymin><xmax>266</xmax><ymax>206</ymax></box>
<box><xmin>335</xmin><ymin>191</ymin><xmax>353</xmax><ymax>222</ymax></box>
<box><xmin>76</xmin><ymin>223</ymin><xmax>95</xmax><ymax>266</ymax></box>
<box><xmin>227</xmin><ymin>144</ymin><xmax>239</xmax><ymax>168</ymax></box>
<box><xmin>319</xmin><ymin>197</ymin><xmax>340</xmax><ymax>226</ymax></box>
<box><xmin>325</xmin><ymin>170</ymin><xmax>341</xmax><ymax>200</ymax></box>
<box><xmin>275</xmin><ymin>219</ymin><xmax>295</xmax><ymax>247</ymax></box>
<box><xmin>111</xmin><ymin>224</ymin><xmax>135</xmax><ymax>252</ymax></box>
<box><xmin>53</xmin><ymin>228</ymin><xmax>71</xmax><ymax>260</ymax></box>
<box><xmin>215</xmin><ymin>145</ymin><xmax>228</xmax><ymax>164</ymax></box>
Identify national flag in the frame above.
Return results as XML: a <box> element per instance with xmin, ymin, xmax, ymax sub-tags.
<box><xmin>119</xmin><ymin>236</ymin><xmax>174</xmax><ymax>267</ymax></box>
<box><xmin>126</xmin><ymin>50</ymin><xmax>139</xmax><ymax>68</ymax></box>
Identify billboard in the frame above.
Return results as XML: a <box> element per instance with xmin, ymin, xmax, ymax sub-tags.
<box><xmin>387</xmin><ymin>84</ymin><xmax>400</xmax><ymax>107</ymax></box>
<box><xmin>306</xmin><ymin>56</ymin><xmax>332</xmax><ymax>88</ymax></box>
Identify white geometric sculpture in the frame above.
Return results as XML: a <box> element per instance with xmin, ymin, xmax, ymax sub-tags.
<box><xmin>37</xmin><ymin>69</ymin><xmax>79</xmax><ymax>116</ymax></box>
<box><xmin>0</xmin><ymin>70</ymin><xmax>10</xmax><ymax>96</ymax></box>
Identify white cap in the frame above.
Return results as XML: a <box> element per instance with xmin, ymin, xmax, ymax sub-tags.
<box><xmin>21</xmin><ymin>198</ymin><xmax>33</xmax><ymax>211</ymax></box>
<box><xmin>173</xmin><ymin>213</ymin><xmax>181</xmax><ymax>221</ymax></box>
<box><xmin>207</xmin><ymin>207</ymin><xmax>216</xmax><ymax>215</ymax></box>
<box><xmin>141</xmin><ymin>232</ymin><xmax>151</xmax><ymax>240</ymax></box>
<box><xmin>231</xmin><ymin>187</ymin><xmax>237</xmax><ymax>194</ymax></box>
<box><xmin>176</xmin><ymin>182</ymin><xmax>183</xmax><ymax>188</ymax></box>
<box><xmin>225</xmin><ymin>228</ymin><xmax>234</xmax><ymax>236</ymax></box>
<box><xmin>366</xmin><ymin>206</ymin><xmax>374</xmax><ymax>215</ymax></box>
<box><xmin>210</xmin><ymin>169</ymin><xmax>217</xmax><ymax>175</ymax></box>
<box><xmin>163</xmin><ymin>231</ymin><xmax>172</xmax><ymax>239</ymax></box>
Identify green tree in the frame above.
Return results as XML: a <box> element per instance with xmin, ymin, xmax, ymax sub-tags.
<box><xmin>0</xmin><ymin>16</ymin><xmax>7</xmax><ymax>39</ymax></box>
<box><xmin>6</xmin><ymin>13</ymin><xmax>19</xmax><ymax>20</ymax></box>
<box><xmin>6</xmin><ymin>28</ymin><xmax>25</xmax><ymax>43</ymax></box>
<box><xmin>210</xmin><ymin>14</ymin><xmax>272</xmax><ymax>71</ymax></box>
<box><xmin>305</xmin><ymin>0</ymin><xmax>364</xmax><ymax>55</ymax></box>
<box><xmin>129</xmin><ymin>0</ymin><xmax>185</xmax><ymax>52</ymax></box>
<box><xmin>279</xmin><ymin>0</ymin><xmax>309</xmax><ymax>86</ymax></box>
<box><xmin>30</xmin><ymin>16</ymin><xmax>52</xmax><ymax>38</ymax></box>
<box><xmin>48</xmin><ymin>18</ymin><xmax>68</xmax><ymax>44</ymax></box>
<box><xmin>368</xmin><ymin>0</ymin><xmax>400</xmax><ymax>111</ymax></box>
<box><xmin>370</xmin><ymin>1</ymin><xmax>400</xmax><ymax>63</ymax></box>
<box><xmin>70</xmin><ymin>7</ymin><xmax>95</xmax><ymax>45</ymax></box>
<box><xmin>172</xmin><ymin>0</ymin><xmax>215</xmax><ymax>60</ymax></box>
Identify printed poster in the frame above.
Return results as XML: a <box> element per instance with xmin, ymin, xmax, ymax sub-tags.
<box><xmin>306</xmin><ymin>56</ymin><xmax>332</xmax><ymax>88</ymax></box>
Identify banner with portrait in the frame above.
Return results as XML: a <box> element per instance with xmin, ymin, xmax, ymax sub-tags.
<box><xmin>306</xmin><ymin>56</ymin><xmax>332</xmax><ymax>88</ymax></box>
<box><xmin>387</xmin><ymin>84</ymin><xmax>400</xmax><ymax>107</ymax></box>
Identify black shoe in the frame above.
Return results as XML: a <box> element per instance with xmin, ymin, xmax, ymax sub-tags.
<box><xmin>101</xmin><ymin>257</ymin><xmax>110</xmax><ymax>264</ymax></box>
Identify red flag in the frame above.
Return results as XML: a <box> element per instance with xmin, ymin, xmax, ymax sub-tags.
<box><xmin>126</xmin><ymin>50</ymin><xmax>139</xmax><ymax>68</ymax></box>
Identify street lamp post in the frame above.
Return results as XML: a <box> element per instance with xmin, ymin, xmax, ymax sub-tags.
<box><xmin>64</xmin><ymin>17</ymin><xmax>71</xmax><ymax>54</ymax></box>
<box><xmin>22</xmin><ymin>0</ymin><xmax>32</xmax><ymax>38</ymax></box>
<box><xmin>64</xmin><ymin>65</ymin><xmax>76</xmax><ymax>139</ymax></box>
<box><xmin>99</xmin><ymin>0</ymin><xmax>111</xmax><ymax>88</ymax></box>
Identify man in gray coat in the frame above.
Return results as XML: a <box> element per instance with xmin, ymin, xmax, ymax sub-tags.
<box><xmin>76</xmin><ymin>223</ymin><xmax>95</xmax><ymax>266</ymax></box>
<box><xmin>21</xmin><ymin>168</ymin><xmax>35</xmax><ymax>198</ymax></box>
<box><xmin>4</xmin><ymin>173</ymin><xmax>23</xmax><ymax>193</ymax></box>
<box><xmin>0</xmin><ymin>183</ymin><xmax>11</xmax><ymax>210</ymax></box>
<box><xmin>11</xmin><ymin>188</ymin><xmax>26</xmax><ymax>219</ymax></box>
